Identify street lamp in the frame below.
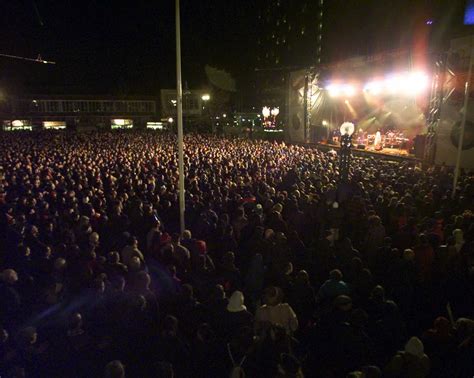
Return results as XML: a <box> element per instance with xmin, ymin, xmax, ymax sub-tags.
<box><xmin>262</xmin><ymin>106</ymin><xmax>270</xmax><ymax>118</ymax></box>
<box><xmin>339</xmin><ymin>122</ymin><xmax>355</xmax><ymax>182</ymax></box>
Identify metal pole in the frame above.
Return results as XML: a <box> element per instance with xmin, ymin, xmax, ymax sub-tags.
<box><xmin>452</xmin><ymin>40</ymin><xmax>474</xmax><ymax>199</ymax></box>
<box><xmin>303</xmin><ymin>74</ymin><xmax>309</xmax><ymax>143</ymax></box>
<box><xmin>176</xmin><ymin>0</ymin><xmax>185</xmax><ymax>233</ymax></box>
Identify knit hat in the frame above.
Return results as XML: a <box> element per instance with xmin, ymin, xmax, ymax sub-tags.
<box><xmin>227</xmin><ymin>291</ymin><xmax>247</xmax><ymax>312</ymax></box>
<box><xmin>404</xmin><ymin>337</ymin><xmax>424</xmax><ymax>358</ymax></box>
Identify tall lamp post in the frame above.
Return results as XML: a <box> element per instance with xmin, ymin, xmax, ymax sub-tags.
<box><xmin>175</xmin><ymin>0</ymin><xmax>185</xmax><ymax>233</ymax></box>
<box><xmin>339</xmin><ymin>122</ymin><xmax>355</xmax><ymax>182</ymax></box>
<box><xmin>201</xmin><ymin>94</ymin><xmax>211</xmax><ymax>132</ymax></box>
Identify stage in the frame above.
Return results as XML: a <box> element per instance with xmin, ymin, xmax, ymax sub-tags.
<box><xmin>313</xmin><ymin>141</ymin><xmax>420</xmax><ymax>162</ymax></box>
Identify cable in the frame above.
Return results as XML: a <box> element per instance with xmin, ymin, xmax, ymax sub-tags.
<box><xmin>0</xmin><ymin>53</ymin><xmax>56</xmax><ymax>65</ymax></box>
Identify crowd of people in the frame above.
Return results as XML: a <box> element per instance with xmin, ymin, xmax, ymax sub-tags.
<box><xmin>0</xmin><ymin>130</ymin><xmax>473</xmax><ymax>378</ymax></box>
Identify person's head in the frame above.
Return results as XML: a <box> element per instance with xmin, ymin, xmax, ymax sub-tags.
<box><xmin>92</xmin><ymin>278</ymin><xmax>106</xmax><ymax>294</ymax></box>
<box><xmin>371</xmin><ymin>285</ymin><xmax>385</xmax><ymax>302</ymax></box>
<box><xmin>403</xmin><ymin>249</ymin><xmax>415</xmax><ymax>261</ymax></box>
<box><xmin>329</xmin><ymin>269</ymin><xmax>343</xmax><ymax>281</ymax></box>
<box><xmin>0</xmin><ymin>327</ymin><xmax>9</xmax><ymax>344</ymax></box>
<box><xmin>211</xmin><ymin>284</ymin><xmax>226</xmax><ymax>301</ymax></box>
<box><xmin>162</xmin><ymin>315</ymin><xmax>178</xmax><ymax>337</ymax></box>
<box><xmin>89</xmin><ymin>232</ymin><xmax>100</xmax><ymax>246</ymax></box>
<box><xmin>334</xmin><ymin>295</ymin><xmax>352</xmax><ymax>312</ymax></box>
<box><xmin>128</xmin><ymin>256</ymin><xmax>141</xmax><ymax>271</ymax></box>
<box><xmin>350</xmin><ymin>308</ymin><xmax>369</xmax><ymax>328</ymax></box>
<box><xmin>263</xmin><ymin>286</ymin><xmax>281</xmax><ymax>306</ymax></box>
<box><xmin>222</xmin><ymin>251</ymin><xmax>235</xmax><ymax>266</ymax></box>
<box><xmin>68</xmin><ymin>312</ymin><xmax>83</xmax><ymax>331</ymax></box>
<box><xmin>296</xmin><ymin>270</ymin><xmax>309</xmax><ymax>285</ymax></box>
<box><xmin>171</xmin><ymin>233</ymin><xmax>181</xmax><ymax>244</ymax></box>
<box><xmin>17</xmin><ymin>327</ymin><xmax>37</xmax><ymax>347</ymax></box>
<box><xmin>182</xmin><ymin>229</ymin><xmax>192</xmax><ymax>239</ymax></box>
<box><xmin>136</xmin><ymin>271</ymin><xmax>151</xmax><ymax>291</ymax></box>
<box><xmin>1</xmin><ymin>269</ymin><xmax>18</xmax><ymax>285</ymax></box>
<box><xmin>404</xmin><ymin>336</ymin><xmax>425</xmax><ymax>358</ymax></box>
<box><xmin>127</xmin><ymin>236</ymin><xmax>138</xmax><ymax>247</ymax></box>
<box><xmin>105</xmin><ymin>360</ymin><xmax>126</xmax><ymax>378</ymax></box>
<box><xmin>196</xmin><ymin>323</ymin><xmax>214</xmax><ymax>343</ymax></box>
<box><xmin>227</xmin><ymin>291</ymin><xmax>246</xmax><ymax>312</ymax></box>
<box><xmin>108</xmin><ymin>251</ymin><xmax>120</xmax><ymax>264</ymax></box>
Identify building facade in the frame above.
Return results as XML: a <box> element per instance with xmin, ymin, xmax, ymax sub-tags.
<box><xmin>1</xmin><ymin>95</ymin><xmax>159</xmax><ymax>130</ymax></box>
<box><xmin>160</xmin><ymin>89</ymin><xmax>210</xmax><ymax>119</ymax></box>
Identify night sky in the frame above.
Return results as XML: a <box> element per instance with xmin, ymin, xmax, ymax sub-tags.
<box><xmin>0</xmin><ymin>0</ymin><xmax>468</xmax><ymax>97</ymax></box>
<box><xmin>0</xmin><ymin>0</ymin><xmax>257</xmax><ymax>95</ymax></box>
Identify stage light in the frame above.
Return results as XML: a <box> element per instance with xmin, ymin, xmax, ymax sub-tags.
<box><xmin>340</xmin><ymin>122</ymin><xmax>355</xmax><ymax>136</ymax></box>
<box><xmin>201</xmin><ymin>94</ymin><xmax>210</xmax><ymax>101</ymax></box>
<box><xmin>322</xmin><ymin>120</ymin><xmax>329</xmax><ymax>126</ymax></box>
<box><xmin>344</xmin><ymin>99</ymin><xmax>350</xmax><ymax>105</ymax></box>
<box><xmin>271</xmin><ymin>107</ymin><xmax>280</xmax><ymax>116</ymax></box>
<box><xmin>342</xmin><ymin>85</ymin><xmax>356</xmax><ymax>97</ymax></box>
<box><xmin>168</xmin><ymin>117</ymin><xmax>174</xmax><ymax>123</ymax></box>
<box><xmin>404</xmin><ymin>72</ymin><xmax>429</xmax><ymax>95</ymax></box>
<box><xmin>364</xmin><ymin>81</ymin><xmax>383</xmax><ymax>95</ymax></box>
<box><xmin>326</xmin><ymin>84</ymin><xmax>341</xmax><ymax>97</ymax></box>
<box><xmin>385</xmin><ymin>75</ymin><xmax>403</xmax><ymax>94</ymax></box>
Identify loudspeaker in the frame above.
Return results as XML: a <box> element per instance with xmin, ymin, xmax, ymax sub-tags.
<box><xmin>414</xmin><ymin>134</ymin><xmax>426</xmax><ymax>159</ymax></box>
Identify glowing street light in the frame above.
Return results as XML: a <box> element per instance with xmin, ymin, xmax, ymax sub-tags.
<box><xmin>262</xmin><ymin>106</ymin><xmax>271</xmax><ymax>118</ymax></box>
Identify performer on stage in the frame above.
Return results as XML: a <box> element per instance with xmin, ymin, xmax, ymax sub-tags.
<box><xmin>374</xmin><ymin>131</ymin><xmax>382</xmax><ymax>150</ymax></box>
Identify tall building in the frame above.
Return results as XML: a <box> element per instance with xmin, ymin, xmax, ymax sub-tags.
<box><xmin>257</xmin><ymin>0</ymin><xmax>324</xmax><ymax>69</ymax></box>
<box><xmin>254</xmin><ymin>0</ymin><xmax>324</xmax><ymax>130</ymax></box>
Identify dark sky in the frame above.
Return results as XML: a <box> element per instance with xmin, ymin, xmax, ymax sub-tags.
<box><xmin>0</xmin><ymin>0</ymin><xmax>258</xmax><ymax>95</ymax></box>
<box><xmin>0</xmin><ymin>0</ymin><xmax>468</xmax><ymax>97</ymax></box>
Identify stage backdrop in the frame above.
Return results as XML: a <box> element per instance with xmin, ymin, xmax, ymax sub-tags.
<box><xmin>436</xmin><ymin>36</ymin><xmax>474</xmax><ymax>168</ymax></box>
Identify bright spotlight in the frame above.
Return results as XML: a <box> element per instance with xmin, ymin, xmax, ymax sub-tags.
<box><xmin>385</xmin><ymin>75</ymin><xmax>402</xmax><ymax>94</ymax></box>
<box><xmin>322</xmin><ymin>120</ymin><xmax>329</xmax><ymax>126</ymax></box>
<box><xmin>404</xmin><ymin>72</ymin><xmax>429</xmax><ymax>95</ymax></box>
<box><xmin>344</xmin><ymin>99</ymin><xmax>350</xmax><ymax>105</ymax></box>
<box><xmin>168</xmin><ymin>117</ymin><xmax>174</xmax><ymax>123</ymax></box>
<box><xmin>364</xmin><ymin>81</ymin><xmax>383</xmax><ymax>95</ymax></box>
<box><xmin>201</xmin><ymin>94</ymin><xmax>210</xmax><ymax>101</ymax></box>
<box><xmin>342</xmin><ymin>85</ymin><xmax>356</xmax><ymax>97</ymax></box>
<box><xmin>326</xmin><ymin>84</ymin><xmax>341</xmax><ymax>97</ymax></box>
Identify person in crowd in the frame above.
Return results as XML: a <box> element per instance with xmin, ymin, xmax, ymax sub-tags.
<box><xmin>255</xmin><ymin>286</ymin><xmax>299</xmax><ymax>336</ymax></box>
<box><xmin>385</xmin><ymin>336</ymin><xmax>430</xmax><ymax>378</ymax></box>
